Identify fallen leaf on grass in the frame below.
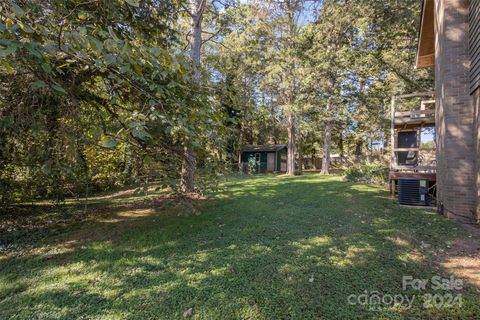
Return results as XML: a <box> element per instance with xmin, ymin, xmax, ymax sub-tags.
<box><xmin>420</xmin><ymin>241</ymin><xmax>431</xmax><ymax>249</ymax></box>
<box><xmin>183</xmin><ymin>307</ymin><xmax>193</xmax><ymax>318</ymax></box>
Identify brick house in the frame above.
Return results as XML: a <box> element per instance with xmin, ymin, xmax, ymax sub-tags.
<box><xmin>416</xmin><ymin>0</ymin><xmax>479</xmax><ymax>223</ymax></box>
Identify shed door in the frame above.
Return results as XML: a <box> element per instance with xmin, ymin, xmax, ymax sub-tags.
<box><xmin>281</xmin><ymin>154</ymin><xmax>287</xmax><ymax>172</ymax></box>
<box><xmin>267</xmin><ymin>153</ymin><xmax>275</xmax><ymax>172</ymax></box>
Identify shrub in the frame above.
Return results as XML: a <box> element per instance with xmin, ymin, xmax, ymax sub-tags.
<box><xmin>247</xmin><ymin>157</ymin><xmax>257</xmax><ymax>174</ymax></box>
<box><xmin>344</xmin><ymin>161</ymin><xmax>389</xmax><ymax>185</ymax></box>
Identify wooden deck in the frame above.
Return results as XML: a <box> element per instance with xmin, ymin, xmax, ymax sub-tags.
<box><xmin>391</xmin><ymin>165</ymin><xmax>436</xmax><ymax>171</ymax></box>
<box><xmin>389</xmin><ymin>170</ymin><xmax>436</xmax><ymax>197</ymax></box>
<box><xmin>393</xmin><ymin>109</ymin><xmax>435</xmax><ymax>128</ymax></box>
<box><xmin>389</xmin><ymin>93</ymin><xmax>437</xmax><ymax>199</ymax></box>
<box><xmin>389</xmin><ymin>171</ymin><xmax>436</xmax><ymax>181</ymax></box>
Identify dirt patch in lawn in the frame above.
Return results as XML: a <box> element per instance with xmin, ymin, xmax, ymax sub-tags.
<box><xmin>438</xmin><ymin>223</ymin><xmax>480</xmax><ymax>288</ymax></box>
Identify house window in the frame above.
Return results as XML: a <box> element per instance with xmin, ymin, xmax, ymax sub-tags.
<box><xmin>255</xmin><ymin>153</ymin><xmax>260</xmax><ymax>163</ymax></box>
<box><xmin>470</xmin><ymin>0</ymin><xmax>480</xmax><ymax>93</ymax></box>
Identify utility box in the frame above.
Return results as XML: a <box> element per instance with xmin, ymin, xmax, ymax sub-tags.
<box><xmin>398</xmin><ymin>178</ymin><xmax>431</xmax><ymax>206</ymax></box>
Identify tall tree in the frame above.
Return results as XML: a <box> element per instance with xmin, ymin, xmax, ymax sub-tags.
<box><xmin>302</xmin><ymin>0</ymin><xmax>365</xmax><ymax>174</ymax></box>
<box><xmin>0</xmin><ymin>0</ymin><xmax>218</xmax><ymax>205</ymax></box>
<box><xmin>179</xmin><ymin>0</ymin><xmax>206</xmax><ymax>194</ymax></box>
<box><xmin>205</xmin><ymin>3</ymin><xmax>285</xmax><ymax>166</ymax></box>
<box><xmin>259</xmin><ymin>0</ymin><xmax>307</xmax><ymax>175</ymax></box>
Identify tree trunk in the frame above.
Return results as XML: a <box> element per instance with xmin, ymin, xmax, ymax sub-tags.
<box><xmin>355</xmin><ymin>138</ymin><xmax>363</xmax><ymax>162</ymax></box>
<box><xmin>321</xmin><ymin>73</ymin><xmax>335</xmax><ymax>175</ymax></box>
<box><xmin>180</xmin><ymin>146</ymin><xmax>195</xmax><ymax>193</ymax></box>
<box><xmin>189</xmin><ymin>0</ymin><xmax>203</xmax><ymax>67</ymax></box>
<box><xmin>287</xmin><ymin>112</ymin><xmax>296</xmax><ymax>175</ymax></box>
<box><xmin>338</xmin><ymin>133</ymin><xmax>344</xmax><ymax>164</ymax></box>
<box><xmin>180</xmin><ymin>0</ymin><xmax>204</xmax><ymax>194</ymax></box>
<box><xmin>355</xmin><ymin>81</ymin><xmax>365</xmax><ymax>164</ymax></box>
<box><xmin>298</xmin><ymin>131</ymin><xmax>303</xmax><ymax>173</ymax></box>
<box><xmin>321</xmin><ymin>121</ymin><xmax>332</xmax><ymax>175</ymax></box>
<box><xmin>285</xmin><ymin>1</ymin><xmax>299</xmax><ymax>176</ymax></box>
<box><xmin>297</xmin><ymin>102</ymin><xmax>303</xmax><ymax>173</ymax></box>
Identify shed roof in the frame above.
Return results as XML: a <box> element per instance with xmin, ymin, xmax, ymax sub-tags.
<box><xmin>240</xmin><ymin>144</ymin><xmax>287</xmax><ymax>152</ymax></box>
<box><xmin>416</xmin><ymin>0</ymin><xmax>435</xmax><ymax>68</ymax></box>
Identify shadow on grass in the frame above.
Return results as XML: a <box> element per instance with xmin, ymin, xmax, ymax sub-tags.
<box><xmin>0</xmin><ymin>185</ymin><xmax>177</xmax><ymax>253</ymax></box>
<box><xmin>0</xmin><ymin>174</ymin><xmax>479</xmax><ymax>319</ymax></box>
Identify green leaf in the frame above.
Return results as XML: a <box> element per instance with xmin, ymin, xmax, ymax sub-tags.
<box><xmin>40</xmin><ymin>163</ymin><xmax>51</xmax><ymax>175</ymax></box>
<box><xmin>119</xmin><ymin>64</ymin><xmax>130</xmax><ymax>74</ymax></box>
<box><xmin>127</xmin><ymin>121</ymin><xmax>142</xmax><ymax>129</ymax></box>
<box><xmin>30</xmin><ymin>80</ymin><xmax>47</xmax><ymax>90</ymax></box>
<box><xmin>104</xmin><ymin>53</ymin><xmax>117</xmax><ymax>65</ymax></box>
<box><xmin>25</xmin><ymin>43</ymin><xmax>42</xmax><ymax>58</ymax></box>
<box><xmin>79</xmin><ymin>26</ymin><xmax>87</xmax><ymax>36</ymax></box>
<box><xmin>5</xmin><ymin>18</ymin><xmax>13</xmax><ymax>29</ymax></box>
<box><xmin>78</xmin><ymin>12</ymin><xmax>88</xmax><ymax>20</ymax></box>
<box><xmin>126</xmin><ymin>0</ymin><xmax>140</xmax><ymax>7</ymax></box>
<box><xmin>88</xmin><ymin>37</ymin><xmax>104</xmax><ymax>53</ymax></box>
<box><xmin>51</xmin><ymin>84</ymin><xmax>67</xmax><ymax>94</ymax></box>
<box><xmin>132</xmin><ymin>63</ymin><xmax>142</xmax><ymax>75</ymax></box>
<box><xmin>1</xmin><ymin>60</ymin><xmax>14</xmax><ymax>74</ymax></box>
<box><xmin>0</xmin><ymin>44</ymin><xmax>17</xmax><ymax>57</ymax></box>
<box><xmin>41</xmin><ymin>63</ymin><xmax>52</xmax><ymax>73</ymax></box>
<box><xmin>144</xmin><ymin>155</ymin><xmax>152</xmax><ymax>164</ymax></box>
<box><xmin>100</xmin><ymin>137</ymin><xmax>118</xmax><ymax>148</ymax></box>
<box><xmin>107</xmin><ymin>26</ymin><xmax>119</xmax><ymax>41</ymax></box>
<box><xmin>150</xmin><ymin>47</ymin><xmax>162</xmax><ymax>57</ymax></box>
<box><xmin>11</xmin><ymin>4</ymin><xmax>25</xmax><ymax>18</ymax></box>
<box><xmin>132</xmin><ymin>128</ymin><xmax>152</xmax><ymax>140</ymax></box>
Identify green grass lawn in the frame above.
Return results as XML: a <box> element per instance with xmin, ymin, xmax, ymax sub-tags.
<box><xmin>1</xmin><ymin>174</ymin><xmax>479</xmax><ymax>319</ymax></box>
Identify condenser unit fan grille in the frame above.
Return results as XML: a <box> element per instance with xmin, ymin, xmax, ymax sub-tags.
<box><xmin>398</xmin><ymin>179</ymin><xmax>430</xmax><ymax>206</ymax></box>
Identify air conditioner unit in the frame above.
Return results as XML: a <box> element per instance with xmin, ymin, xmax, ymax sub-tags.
<box><xmin>398</xmin><ymin>178</ymin><xmax>430</xmax><ymax>206</ymax></box>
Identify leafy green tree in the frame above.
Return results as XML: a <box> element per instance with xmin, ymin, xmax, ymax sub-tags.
<box><xmin>0</xmin><ymin>0</ymin><xmax>219</xmax><ymax>205</ymax></box>
<box><xmin>204</xmin><ymin>3</ymin><xmax>285</xmax><ymax>168</ymax></box>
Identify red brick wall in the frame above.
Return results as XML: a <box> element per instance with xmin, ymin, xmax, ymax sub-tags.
<box><xmin>474</xmin><ymin>87</ymin><xmax>480</xmax><ymax>222</ymax></box>
<box><xmin>435</xmin><ymin>0</ymin><xmax>477</xmax><ymax>222</ymax></box>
